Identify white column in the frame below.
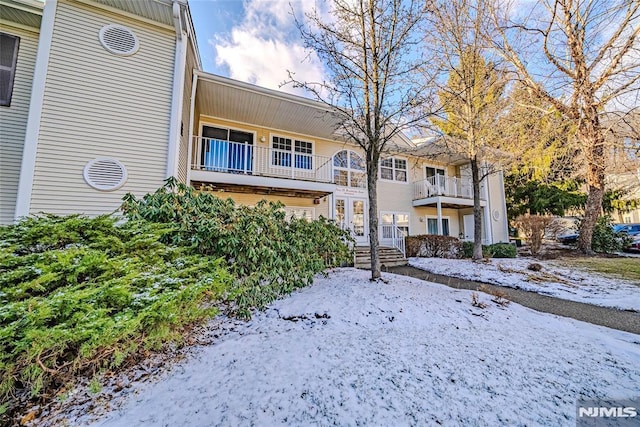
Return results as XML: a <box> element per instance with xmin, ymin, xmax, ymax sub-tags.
<box><xmin>185</xmin><ymin>73</ymin><xmax>198</xmax><ymax>185</ymax></box>
<box><xmin>166</xmin><ymin>20</ymin><xmax>187</xmax><ymax>179</ymax></box>
<box><xmin>437</xmin><ymin>199</ymin><xmax>443</xmax><ymax>235</ymax></box>
<box><xmin>483</xmin><ymin>205</ymin><xmax>492</xmax><ymax>244</ymax></box>
<box><xmin>15</xmin><ymin>0</ymin><xmax>58</xmax><ymax>220</ymax></box>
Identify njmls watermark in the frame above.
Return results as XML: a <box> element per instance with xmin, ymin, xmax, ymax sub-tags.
<box><xmin>576</xmin><ymin>398</ymin><xmax>639</xmax><ymax>427</ymax></box>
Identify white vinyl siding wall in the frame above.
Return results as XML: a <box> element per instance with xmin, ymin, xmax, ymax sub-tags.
<box><xmin>29</xmin><ymin>0</ymin><xmax>175</xmax><ymax>215</ymax></box>
<box><xmin>0</xmin><ymin>24</ymin><xmax>38</xmax><ymax>224</ymax></box>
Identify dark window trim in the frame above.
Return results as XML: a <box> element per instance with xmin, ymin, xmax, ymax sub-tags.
<box><xmin>0</xmin><ymin>33</ymin><xmax>20</xmax><ymax>107</ymax></box>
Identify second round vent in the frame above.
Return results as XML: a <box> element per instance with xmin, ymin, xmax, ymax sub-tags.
<box><xmin>83</xmin><ymin>158</ymin><xmax>128</xmax><ymax>191</ymax></box>
<box><xmin>99</xmin><ymin>24</ymin><xmax>139</xmax><ymax>56</ymax></box>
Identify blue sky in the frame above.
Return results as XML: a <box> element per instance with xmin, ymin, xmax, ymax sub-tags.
<box><xmin>188</xmin><ymin>0</ymin><xmax>327</xmax><ymax>96</ymax></box>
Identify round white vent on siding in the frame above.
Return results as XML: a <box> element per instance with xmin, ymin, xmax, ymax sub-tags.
<box><xmin>99</xmin><ymin>24</ymin><xmax>139</xmax><ymax>56</ymax></box>
<box><xmin>83</xmin><ymin>158</ymin><xmax>128</xmax><ymax>191</ymax></box>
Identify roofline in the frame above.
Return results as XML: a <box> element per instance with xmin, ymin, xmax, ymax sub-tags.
<box><xmin>0</xmin><ymin>0</ymin><xmax>44</xmax><ymax>14</ymax></box>
<box><xmin>194</xmin><ymin>69</ymin><xmax>338</xmax><ymax>114</ymax></box>
<box><xmin>182</xmin><ymin>0</ymin><xmax>202</xmax><ymax>70</ymax></box>
<box><xmin>395</xmin><ymin>132</ymin><xmax>415</xmax><ymax>147</ymax></box>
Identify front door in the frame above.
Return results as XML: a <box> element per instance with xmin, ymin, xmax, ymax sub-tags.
<box><xmin>335</xmin><ymin>197</ymin><xmax>368</xmax><ymax>245</ymax></box>
<box><xmin>463</xmin><ymin>214</ymin><xmax>474</xmax><ymax>240</ymax></box>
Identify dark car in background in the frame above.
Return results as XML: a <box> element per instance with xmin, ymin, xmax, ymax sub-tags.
<box><xmin>557</xmin><ymin>231</ymin><xmax>579</xmax><ymax>245</ymax></box>
<box><xmin>557</xmin><ymin>223</ymin><xmax>640</xmax><ymax>245</ymax></box>
<box><xmin>625</xmin><ymin>234</ymin><xmax>640</xmax><ymax>253</ymax></box>
<box><xmin>614</xmin><ymin>223</ymin><xmax>640</xmax><ymax>237</ymax></box>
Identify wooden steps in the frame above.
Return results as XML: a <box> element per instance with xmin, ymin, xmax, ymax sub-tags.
<box><xmin>354</xmin><ymin>246</ymin><xmax>407</xmax><ymax>269</ymax></box>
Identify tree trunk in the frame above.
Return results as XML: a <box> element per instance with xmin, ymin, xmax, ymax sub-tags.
<box><xmin>367</xmin><ymin>149</ymin><xmax>381</xmax><ymax>279</ymax></box>
<box><xmin>471</xmin><ymin>157</ymin><xmax>484</xmax><ymax>260</ymax></box>
<box><xmin>577</xmin><ymin>116</ymin><xmax>606</xmax><ymax>254</ymax></box>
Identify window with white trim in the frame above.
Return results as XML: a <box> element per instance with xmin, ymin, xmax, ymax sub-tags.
<box><xmin>381</xmin><ymin>158</ymin><xmax>407</xmax><ymax>182</ymax></box>
<box><xmin>272</xmin><ymin>136</ymin><xmax>313</xmax><ymax>170</ymax></box>
<box><xmin>381</xmin><ymin>212</ymin><xmax>409</xmax><ymax>238</ymax></box>
<box><xmin>333</xmin><ymin>150</ymin><xmax>366</xmax><ymax>188</ymax></box>
<box><xmin>427</xmin><ymin>216</ymin><xmax>450</xmax><ymax>236</ymax></box>
<box><xmin>0</xmin><ymin>33</ymin><xmax>20</xmax><ymax>107</ymax></box>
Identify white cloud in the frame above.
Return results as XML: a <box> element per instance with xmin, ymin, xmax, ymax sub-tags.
<box><xmin>209</xmin><ymin>0</ymin><xmax>327</xmax><ymax>97</ymax></box>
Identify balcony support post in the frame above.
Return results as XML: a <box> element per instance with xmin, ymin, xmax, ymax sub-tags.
<box><xmin>436</xmin><ymin>198</ymin><xmax>443</xmax><ymax>235</ymax></box>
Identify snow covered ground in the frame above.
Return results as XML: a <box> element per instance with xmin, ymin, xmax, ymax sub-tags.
<box><xmin>78</xmin><ymin>268</ymin><xmax>639</xmax><ymax>427</ymax></box>
<box><xmin>410</xmin><ymin>257</ymin><xmax>640</xmax><ymax>312</ymax></box>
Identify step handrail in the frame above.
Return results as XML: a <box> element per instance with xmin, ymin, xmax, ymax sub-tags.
<box><xmin>379</xmin><ymin>224</ymin><xmax>406</xmax><ymax>258</ymax></box>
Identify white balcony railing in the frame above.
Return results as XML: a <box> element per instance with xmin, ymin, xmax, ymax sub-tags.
<box><xmin>412</xmin><ymin>175</ymin><xmax>485</xmax><ymax>200</ymax></box>
<box><xmin>191</xmin><ymin>137</ymin><xmax>333</xmax><ymax>183</ymax></box>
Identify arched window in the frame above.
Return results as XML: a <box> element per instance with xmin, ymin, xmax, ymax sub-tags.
<box><xmin>333</xmin><ymin>150</ymin><xmax>366</xmax><ymax>188</ymax></box>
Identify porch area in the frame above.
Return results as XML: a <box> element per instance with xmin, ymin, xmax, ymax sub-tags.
<box><xmin>412</xmin><ymin>175</ymin><xmax>486</xmax><ymax>207</ymax></box>
<box><xmin>190</xmin><ymin>137</ymin><xmax>336</xmax><ymax>196</ymax></box>
<box><xmin>191</xmin><ymin>137</ymin><xmax>333</xmax><ymax>182</ymax></box>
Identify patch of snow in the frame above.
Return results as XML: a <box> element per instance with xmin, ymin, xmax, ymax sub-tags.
<box><xmin>78</xmin><ymin>268</ymin><xmax>639</xmax><ymax>426</ymax></box>
<box><xmin>410</xmin><ymin>257</ymin><xmax>640</xmax><ymax>311</ymax></box>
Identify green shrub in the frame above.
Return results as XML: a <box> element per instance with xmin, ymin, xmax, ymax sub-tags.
<box><xmin>592</xmin><ymin>215</ymin><xmax>628</xmax><ymax>253</ymax></box>
<box><xmin>484</xmin><ymin>243</ymin><xmax>517</xmax><ymax>258</ymax></box>
<box><xmin>460</xmin><ymin>241</ymin><xmax>516</xmax><ymax>258</ymax></box>
<box><xmin>0</xmin><ymin>215</ymin><xmax>231</xmax><ymax>419</ymax></box>
<box><xmin>121</xmin><ymin>178</ymin><xmax>353</xmax><ymax>317</ymax></box>
<box><xmin>406</xmin><ymin>235</ymin><xmax>462</xmax><ymax>258</ymax></box>
<box><xmin>461</xmin><ymin>241</ymin><xmax>474</xmax><ymax>258</ymax></box>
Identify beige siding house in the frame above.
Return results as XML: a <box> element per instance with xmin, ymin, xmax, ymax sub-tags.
<box><xmin>1</xmin><ymin>0</ymin><xmax>510</xmax><ymax>251</ymax></box>
<box><xmin>27</xmin><ymin>0</ymin><xmax>176</xmax><ymax>215</ymax></box>
<box><xmin>11</xmin><ymin>0</ymin><xmax>197</xmax><ymax>218</ymax></box>
<box><xmin>609</xmin><ymin>169</ymin><xmax>640</xmax><ymax>224</ymax></box>
<box><xmin>188</xmin><ymin>72</ymin><xmax>509</xmax><ymax>247</ymax></box>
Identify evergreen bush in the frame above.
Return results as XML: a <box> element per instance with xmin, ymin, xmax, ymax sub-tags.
<box><xmin>484</xmin><ymin>243</ymin><xmax>517</xmax><ymax>258</ymax></box>
<box><xmin>460</xmin><ymin>241</ymin><xmax>516</xmax><ymax>258</ymax></box>
<box><xmin>591</xmin><ymin>215</ymin><xmax>628</xmax><ymax>253</ymax></box>
<box><xmin>0</xmin><ymin>215</ymin><xmax>231</xmax><ymax>418</ymax></box>
<box><xmin>121</xmin><ymin>178</ymin><xmax>353</xmax><ymax>318</ymax></box>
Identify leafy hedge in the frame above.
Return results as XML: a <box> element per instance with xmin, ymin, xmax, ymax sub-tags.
<box><xmin>405</xmin><ymin>235</ymin><xmax>462</xmax><ymax>258</ymax></box>
<box><xmin>121</xmin><ymin>178</ymin><xmax>353</xmax><ymax>318</ymax></box>
<box><xmin>406</xmin><ymin>235</ymin><xmax>517</xmax><ymax>259</ymax></box>
<box><xmin>0</xmin><ymin>215</ymin><xmax>231</xmax><ymax>417</ymax></box>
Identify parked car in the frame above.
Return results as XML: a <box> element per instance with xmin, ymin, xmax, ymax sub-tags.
<box><xmin>613</xmin><ymin>223</ymin><xmax>640</xmax><ymax>237</ymax></box>
<box><xmin>557</xmin><ymin>232</ymin><xmax>579</xmax><ymax>245</ymax></box>
<box><xmin>624</xmin><ymin>234</ymin><xmax>640</xmax><ymax>252</ymax></box>
<box><xmin>556</xmin><ymin>223</ymin><xmax>640</xmax><ymax>245</ymax></box>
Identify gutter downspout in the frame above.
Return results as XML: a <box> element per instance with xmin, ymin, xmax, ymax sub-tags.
<box><xmin>14</xmin><ymin>0</ymin><xmax>57</xmax><ymax>220</ymax></box>
<box><xmin>185</xmin><ymin>73</ymin><xmax>198</xmax><ymax>185</ymax></box>
<box><xmin>165</xmin><ymin>1</ymin><xmax>187</xmax><ymax>180</ymax></box>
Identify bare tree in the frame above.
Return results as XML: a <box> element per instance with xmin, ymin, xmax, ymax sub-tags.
<box><xmin>426</xmin><ymin>0</ymin><xmax>508</xmax><ymax>260</ymax></box>
<box><xmin>488</xmin><ymin>0</ymin><xmax>640</xmax><ymax>254</ymax></box>
<box><xmin>287</xmin><ymin>0</ymin><xmax>433</xmax><ymax>279</ymax></box>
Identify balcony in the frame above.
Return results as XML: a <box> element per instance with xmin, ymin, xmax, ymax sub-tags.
<box><xmin>190</xmin><ymin>137</ymin><xmax>336</xmax><ymax>196</ymax></box>
<box><xmin>412</xmin><ymin>175</ymin><xmax>486</xmax><ymax>208</ymax></box>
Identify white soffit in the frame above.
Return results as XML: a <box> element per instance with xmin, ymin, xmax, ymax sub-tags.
<box><xmin>194</xmin><ymin>73</ymin><xmax>345</xmax><ymax>140</ymax></box>
<box><xmin>92</xmin><ymin>0</ymin><xmax>174</xmax><ymax>27</ymax></box>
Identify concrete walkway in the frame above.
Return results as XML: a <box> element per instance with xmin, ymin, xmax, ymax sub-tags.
<box><xmin>388</xmin><ymin>265</ymin><xmax>640</xmax><ymax>335</ymax></box>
